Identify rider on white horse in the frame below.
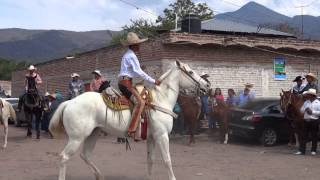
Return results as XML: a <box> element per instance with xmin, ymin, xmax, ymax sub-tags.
<box><xmin>118</xmin><ymin>32</ymin><xmax>161</xmax><ymax>138</ymax></box>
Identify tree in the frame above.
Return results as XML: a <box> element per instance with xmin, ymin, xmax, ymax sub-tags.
<box><xmin>0</xmin><ymin>58</ymin><xmax>28</xmax><ymax>80</ymax></box>
<box><xmin>156</xmin><ymin>0</ymin><xmax>214</xmax><ymax>29</ymax></box>
<box><xmin>110</xmin><ymin>0</ymin><xmax>214</xmax><ymax>44</ymax></box>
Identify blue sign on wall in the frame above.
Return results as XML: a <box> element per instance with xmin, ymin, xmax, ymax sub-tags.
<box><xmin>274</xmin><ymin>57</ymin><xmax>286</xmax><ymax>80</ymax></box>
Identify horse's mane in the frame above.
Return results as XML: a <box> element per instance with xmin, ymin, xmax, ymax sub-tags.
<box><xmin>158</xmin><ymin>65</ymin><xmax>175</xmax><ymax>81</ymax></box>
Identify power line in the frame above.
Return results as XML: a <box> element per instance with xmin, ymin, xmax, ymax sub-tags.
<box><xmin>118</xmin><ymin>0</ymin><xmax>158</xmax><ymax>17</ymax></box>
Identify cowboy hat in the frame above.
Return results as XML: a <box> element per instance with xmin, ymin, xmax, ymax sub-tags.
<box><xmin>303</xmin><ymin>88</ymin><xmax>317</xmax><ymax>96</ymax></box>
<box><xmin>28</xmin><ymin>65</ymin><xmax>36</xmax><ymax>71</ymax></box>
<box><xmin>200</xmin><ymin>72</ymin><xmax>210</xmax><ymax>78</ymax></box>
<box><xmin>244</xmin><ymin>83</ymin><xmax>254</xmax><ymax>88</ymax></box>
<box><xmin>92</xmin><ymin>70</ymin><xmax>102</xmax><ymax>77</ymax></box>
<box><xmin>45</xmin><ymin>92</ymin><xmax>50</xmax><ymax>97</ymax></box>
<box><xmin>121</xmin><ymin>32</ymin><xmax>148</xmax><ymax>46</ymax></box>
<box><xmin>305</xmin><ymin>73</ymin><xmax>317</xmax><ymax>80</ymax></box>
<box><xmin>71</xmin><ymin>73</ymin><xmax>80</xmax><ymax>78</ymax></box>
<box><xmin>293</xmin><ymin>76</ymin><xmax>305</xmax><ymax>82</ymax></box>
<box><xmin>48</xmin><ymin>93</ymin><xmax>56</xmax><ymax>99</ymax></box>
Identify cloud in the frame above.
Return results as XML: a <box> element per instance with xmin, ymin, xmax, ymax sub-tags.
<box><xmin>0</xmin><ymin>0</ymin><xmax>319</xmax><ymax>31</ymax></box>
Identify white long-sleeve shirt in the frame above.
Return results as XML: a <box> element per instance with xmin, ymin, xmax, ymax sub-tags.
<box><xmin>119</xmin><ymin>49</ymin><xmax>155</xmax><ymax>84</ymax></box>
<box><xmin>300</xmin><ymin>99</ymin><xmax>320</xmax><ymax>121</ymax></box>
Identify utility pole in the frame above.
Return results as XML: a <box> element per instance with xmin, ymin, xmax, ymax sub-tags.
<box><xmin>295</xmin><ymin>5</ymin><xmax>307</xmax><ymax>39</ymax></box>
<box><xmin>294</xmin><ymin>0</ymin><xmax>319</xmax><ymax>39</ymax></box>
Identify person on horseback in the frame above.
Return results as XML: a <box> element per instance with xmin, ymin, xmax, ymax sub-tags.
<box><xmin>118</xmin><ymin>32</ymin><xmax>161</xmax><ymax>138</ymax></box>
<box><xmin>292</xmin><ymin>76</ymin><xmax>305</xmax><ymax>94</ymax></box>
<box><xmin>68</xmin><ymin>73</ymin><xmax>84</xmax><ymax>100</ymax></box>
<box><xmin>90</xmin><ymin>70</ymin><xmax>105</xmax><ymax>92</ymax></box>
<box><xmin>302</xmin><ymin>73</ymin><xmax>318</xmax><ymax>92</ymax></box>
<box><xmin>17</xmin><ymin>65</ymin><xmax>42</xmax><ymax>111</ymax></box>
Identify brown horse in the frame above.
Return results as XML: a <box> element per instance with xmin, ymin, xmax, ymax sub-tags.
<box><xmin>177</xmin><ymin>94</ymin><xmax>201</xmax><ymax>145</ymax></box>
<box><xmin>280</xmin><ymin>90</ymin><xmax>305</xmax><ymax>147</ymax></box>
<box><xmin>209</xmin><ymin>97</ymin><xmax>230</xmax><ymax>144</ymax></box>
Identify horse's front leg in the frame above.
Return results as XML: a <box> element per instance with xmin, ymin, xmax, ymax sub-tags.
<box><xmin>147</xmin><ymin>135</ymin><xmax>156</xmax><ymax>179</ymax></box>
<box><xmin>3</xmin><ymin>118</ymin><xmax>8</xmax><ymax>148</ymax></box>
<box><xmin>156</xmin><ymin>133</ymin><xmax>176</xmax><ymax>180</ymax></box>
<box><xmin>25</xmin><ymin>111</ymin><xmax>32</xmax><ymax>137</ymax></box>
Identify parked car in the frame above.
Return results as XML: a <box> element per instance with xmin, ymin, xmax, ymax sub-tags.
<box><xmin>228</xmin><ymin>98</ymin><xmax>290</xmax><ymax>146</ymax></box>
<box><xmin>3</xmin><ymin>98</ymin><xmax>26</xmax><ymax>126</ymax></box>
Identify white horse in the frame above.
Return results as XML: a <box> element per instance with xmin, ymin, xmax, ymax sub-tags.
<box><xmin>49</xmin><ymin>61</ymin><xmax>210</xmax><ymax>180</ymax></box>
<box><xmin>0</xmin><ymin>98</ymin><xmax>16</xmax><ymax>149</ymax></box>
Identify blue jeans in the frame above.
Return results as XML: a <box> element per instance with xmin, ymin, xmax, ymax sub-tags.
<box><xmin>208</xmin><ymin>115</ymin><xmax>216</xmax><ymax>129</ymax></box>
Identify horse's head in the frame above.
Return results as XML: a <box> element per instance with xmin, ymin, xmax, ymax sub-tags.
<box><xmin>280</xmin><ymin>89</ymin><xmax>293</xmax><ymax>113</ymax></box>
<box><xmin>175</xmin><ymin>60</ymin><xmax>210</xmax><ymax>95</ymax></box>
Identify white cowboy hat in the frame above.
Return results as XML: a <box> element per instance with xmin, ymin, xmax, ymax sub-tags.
<box><xmin>71</xmin><ymin>73</ymin><xmax>80</xmax><ymax>78</ymax></box>
<box><xmin>92</xmin><ymin>70</ymin><xmax>102</xmax><ymax>77</ymax></box>
<box><xmin>200</xmin><ymin>72</ymin><xmax>210</xmax><ymax>77</ymax></box>
<box><xmin>305</xmin><ymin>73</ymin><xmax>317</xmax><ymax>80</ymax></box>
<box><xmin>121</xmin><ymin>32</ymin><xmax>148</xmax><ymax>46</ymax></box>
<box><xmin>28</xmin><ymin>65</ymin><xmax>36</xmax><ymax>71</ymax></box>
<box><xmin>45</xmin><ymin>92</ymin><xmax>50</xmax><ymax>97</ymax></box>
<box><xmin>303</xmin><ymin>88</ymin><xmax>317</xmax><ymax>96</ymax></box>
<box><xmin>244</xmin><ymin>83</ymin><xmax>254</xmax><ymax>88</ymax></box>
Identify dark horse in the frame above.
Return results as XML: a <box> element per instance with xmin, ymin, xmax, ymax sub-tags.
<box><xmin>19</xmin><ymin>90</ymin><xmax>46</xmax><ymax>139</ymax></box>
<box><xmin>177</xmin><ymin>94</ymin><xmax>201</xmax><ymax>145</ymax></box>
<box><xmin>280</xmin><ymin>90</ymin><xmax>304</xmax><ymax>147</ymax></box>
<box><xmin>209</xmin><ymin>98</ymin><xmax>230</xmax><ymax>144</ymax></box>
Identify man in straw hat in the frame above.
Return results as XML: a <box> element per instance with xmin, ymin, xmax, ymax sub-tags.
<box><xmin>302</xmin><ymin>73</ymin><xmax>318</xmax><ymax>93</ymax></box>
<box><xmin>90</xmin><ymin>70</ymin><xmax>105</xmax><ymax>92</ymax></box>
<box><xmin>68</xmin><ymin>73</ymin><xmax>84</xmax><ymax>100</ymax></box>
<box><xmin>292</xmin><ymin>76</ymin><xmax>305</xmax><ymax>94</ymax></box>
<box><xmin>18</xmin><ymin>65</ymin><xmax>43</xmax><ymax>111</ymax></box>
<box><xmin>295</xmin><ymin>89</ymin><xmax>320</xmax><ymax>155</ymax></box>
<box><xmin>118</xmin><ymin>32</ymin><xmax>161</xmax><ymax>138</ymax></box>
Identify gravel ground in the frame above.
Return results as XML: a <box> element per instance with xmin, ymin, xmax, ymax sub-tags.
<box><xmin>0</xmin><ymin>126</ymin><xmax>320</xmax><ymax>180</ymax></box>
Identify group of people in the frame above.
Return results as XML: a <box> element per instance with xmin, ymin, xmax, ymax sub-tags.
<box><xmin>290</xmin><ymin>73</ymin><xmax>319</xmax><ymax>156</ymax></box>
<box><xmin>199</xmin><ymin>75</ymin><xmax>256</xmax><ymax>129</ymax></box>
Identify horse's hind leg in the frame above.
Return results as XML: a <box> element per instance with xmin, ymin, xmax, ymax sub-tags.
<box><xmin>157</xmin><ymin>133</ymin><xmax>176</xmax><ymax>180</ymax></box>
<box><xmin>80</xmin><ymin>128</ymin><xmax>103</xmax><ymax>180</ymax></box>
<box><xmin>35</xmin><ymin>111</ymin><xmax>41</xmax><ymax>139</ymax></box>
<box><xmin>3</xmin><ymin>118</ymin><xmax>8</xmax><ymax>148</ymax></box>
<box><xmin>59</xmin><ymin>138</ymin><xmax>83</xmax><ymax>180</ymax></box>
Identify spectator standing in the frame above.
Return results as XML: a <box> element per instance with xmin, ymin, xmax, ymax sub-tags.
<box><xmin>226</xmin><ymin>89</ymin><xmax>238</xmax><ymax>107</ymax></box>
<box><xmin>68</xmin><ymin>73</ymin><xmax>84</xmax><ymax>100</ymax></box>
<box><xmin>296</xmin><ymin>89</ymin><xmax>320</xmax><ymax>155</ymax></box>
<box><xmin>239</xmin><ymin>83</ymin><xmax>255</xmax><ymax>106</ymax></box>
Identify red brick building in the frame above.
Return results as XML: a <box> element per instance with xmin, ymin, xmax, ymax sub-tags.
<box><xmin>11</xmin><ymin>32</ymin><xmax>320</xmax><ymax>98</ymax></box>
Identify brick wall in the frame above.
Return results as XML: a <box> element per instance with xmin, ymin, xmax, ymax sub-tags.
<box><xmin>161</xmin><ymin>44</ymin><xmax>320</xmax><ymax>97</ymax></box>
<box><xmin>11</xmin><ymin>38</ymin><xmax>320</xmax><ymax>98</ymax></box>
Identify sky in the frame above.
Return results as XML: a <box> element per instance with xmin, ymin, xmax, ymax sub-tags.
<box><xmin>0</xmin><ymin>0</ymin><xmax>319</xmax><ymax>31</ymax></box>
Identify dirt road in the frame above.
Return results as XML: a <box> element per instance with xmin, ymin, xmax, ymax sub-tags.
<box><xmin>0</xmin><ymin>126</ymin><xmax>320</xmax><ymax>180</ymax></box>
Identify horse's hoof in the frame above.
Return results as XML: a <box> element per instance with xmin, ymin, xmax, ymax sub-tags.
<box><xmin>2</xmin><ymin>145</ymin><xmax>6</xmax><ymax>149</ymax></box>
<box><xmin>224</xmin><ymin>141</ymin><xmax>228</xmax><ymax>144</ymax></box>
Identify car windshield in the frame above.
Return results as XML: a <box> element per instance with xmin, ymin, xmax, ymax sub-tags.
<box><xmin>5</xmin><ymin>99</ymin><xmax>19</xmax><ymax>104</ymax></box>
<box><xmin>239</xmin><ymin>100</ymin><xmax>278</xmax><ymax>111</ymax></box>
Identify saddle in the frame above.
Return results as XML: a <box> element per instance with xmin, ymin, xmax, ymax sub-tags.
<box><xmin>100</xmin><ymin>84</ymin><xmax>153</xmax><ymax>111</ymax></box>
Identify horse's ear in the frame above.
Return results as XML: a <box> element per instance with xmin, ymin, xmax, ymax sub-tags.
<box><xmin>175</xmin><ymin>60</ymin><xmax>181</xmax><ymax>67</ymax></box>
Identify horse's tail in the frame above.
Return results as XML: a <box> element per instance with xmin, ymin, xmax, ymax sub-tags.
<box><xmin>8</xmin><ymin>102</ymin><xmax>16</xmax><ymax>122</ymax></box>
<box><xmin>49</xmin><ymin>101</ymin><xmax>68</xmax><ymax>138</ymax></box>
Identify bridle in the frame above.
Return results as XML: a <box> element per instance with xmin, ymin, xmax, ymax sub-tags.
<box><xmin>280</xmin><ymin>92</ymin><xmax>292</xmax><ymax>113</ymax></box>
<box><xmin>177</xmin><ymin>65</ymin><xmax>207</xmax><ymax>96</ymax></box>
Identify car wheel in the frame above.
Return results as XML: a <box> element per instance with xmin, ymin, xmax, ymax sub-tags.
<box><xmin>260</xmin><ymin>128</ymin><xmax>278</xmax><ymax>146</ymax></box>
